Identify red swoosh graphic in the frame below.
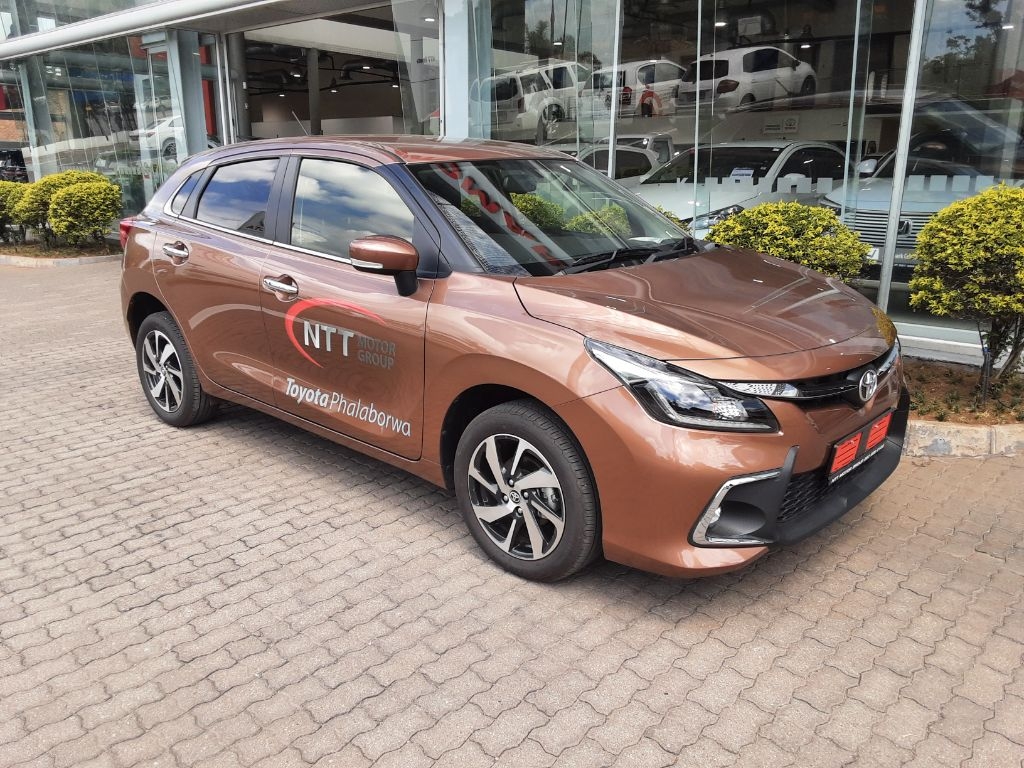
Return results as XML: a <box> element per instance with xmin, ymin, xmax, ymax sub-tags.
<box><xmin>284</xmin><ymin>297</ymin><xmax>387</xmax><ymax>368</ymax></box>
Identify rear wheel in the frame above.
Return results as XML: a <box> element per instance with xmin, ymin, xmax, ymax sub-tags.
<box><xmin>136</xmin><ymin>312</ymin><xmax>218</xmax><ymax>427</ymax></box>
<box><xmin>454</xmin><ymin>401</ymin><xmax>600</xmax><ymax>581</ymax></box>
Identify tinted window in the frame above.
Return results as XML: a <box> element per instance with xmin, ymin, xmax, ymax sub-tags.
<box><xmin>684</xmin><ymin>60</ymin><xmax>729</xmax><ymax>82</ymax></box>
<box><xmin>615</xmin><ymin>150</ymin><xmax>653</xmax><ymax>178</ymax></box>
<box><xmin>290</xmin><ymin>158</ymin><xmax>414</xmax><ymax>259</ymax></box>
<box><xmin>484</xmin><ymin>77</ymin><xmax>517</xmax><ymax>101</ymax></box>
<box><xmin>637</xmin><ymin>64</ymin><xmax>655</xmax><ymax>86</ymax></box>
<box><xmin>655</xmin><ymin>62</ymin><xmax>683</xmax><ymax>83</ymax></box>
<box><xmin>644</xmin><ymin>147</ymin><xmax>781</xmax><ymax>184</ymax></box>
<box><xmin>195</xmin><ymin>159</ymin><xmax>279</xmax><ymax>235</ymax></box>
<box><xmin>520</xmin><ymin>72</ymin><xmax>549</xmax><ymax>93</ymax></box>
<box><xmin>780</xmin><ymin>148</ymin><xmax>847</xmax><ymax>181</ymax></box>
<box><xmin>809</xmin><ymin>149</ymin><xmax>848</xmax><ymax>180</ymax></box>
<box><xmin>753</xmin><ymin>48</ymin><xmax>780</xmax><ymax>72</ymax></box>
<box><xmin>170</xmin><ymin>171</ymin><xmax>202</xmax><ymax>215</ymax></box>
<box><xmin>547</xmin><ymin>66</ymin><xmax>571</xmax><ymax>89</ymax></box>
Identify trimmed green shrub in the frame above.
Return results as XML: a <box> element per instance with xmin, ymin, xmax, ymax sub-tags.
<box><xmin>565</xmin><ymin>204</ymin><xmax>630</xmax><ymax>236</ymax></box>
<box><xmin>12</xmin><ymin>170</ymin><xmax>108</xmax><ymax>242</ymax></box>
<box><xmin>708</xmin><ymin>201</ymin><xmax>868</xmax><ymax>281</ymax></box>
<box><xmin>909</xmin><ymin>184</ymin><xmax>1024</xmax><ymax>393</ymax></box>
<box><xmin>48</xmin><ymin>181</ymin><xmax>123</xmax><ymax>247</ymax></box>
<box><xmin>0</xmin><ymin>181</ymin><xmax>26</xmax><ymax>243</ymax></box>
<box><xmin>511</xmin><ymin>192</ymin><xmax>565</xmax><ymax>230</ymax></box>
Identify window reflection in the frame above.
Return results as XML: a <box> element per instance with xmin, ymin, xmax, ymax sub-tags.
<box><xmin>290</xmin><ymin>159</ymin><xmax>414</xmax><ymax>258</ymax></box>
<box><xmin>196</xmin><ymin>159</ymin><xmax>279</xmax><ymax>235</ymax></box>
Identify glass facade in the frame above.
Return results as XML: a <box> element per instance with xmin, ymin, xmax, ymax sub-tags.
<box><xmin>0</xmin><ymin>0</ymin><xmax>1020</xmax><ymax>355</ymax></box>
<box><xmin>0</xmin><ymin>1</ymin><xmax>156</xmax><ymax>37</ymax></box>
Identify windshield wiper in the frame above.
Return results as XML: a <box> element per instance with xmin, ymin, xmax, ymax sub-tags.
<box><xmin>558</xmin><ymin>246</ymin><xmax>657</xmax><ymax>275</ymax></box>
<box><xmin>558</xmin><ymin>237</ymin><xmax>696</xmax><ymax>275</ymax></box>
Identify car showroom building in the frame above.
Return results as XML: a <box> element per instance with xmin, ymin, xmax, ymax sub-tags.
<box><xmin>0</xmin><ymin>0</ymin><xmax>1021</xmax><ymax>359</ymax></box>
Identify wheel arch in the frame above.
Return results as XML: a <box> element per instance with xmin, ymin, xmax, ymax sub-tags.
<box><xmin>439</xmin><ymin>384</ymin><xmax>598</xmax><ymax>497</ymax></box>
<box><xmin>126</xmin><ymin>291</ymin><xmax>168</xmax><ymax>344</ymax></box>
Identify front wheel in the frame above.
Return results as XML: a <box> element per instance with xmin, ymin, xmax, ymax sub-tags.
<box><xmin>454</xmin><ymin>401</ymin><xmax>600</xmax><ymax>581</ymax></box>
<box><xmin>136</xmin><ymin>312</ymin><xmax>218</xmax><ymax>427</ymax></box>
<box><xmin>800</xmin><ymin>77</ymin><xmax>816</xmax><ymax>95</ymax></box>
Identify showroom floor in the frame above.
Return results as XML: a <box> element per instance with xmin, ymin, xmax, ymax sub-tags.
<box><xmin>1</xmin><ymin>262</ymin><xmax>1022</xmax><ymax>768</ymax></box>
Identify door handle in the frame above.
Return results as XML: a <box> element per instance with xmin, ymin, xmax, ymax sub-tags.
<box><xmin>161</xmin><ymin>242</ymin><xmax>189</xmax><ymax>263</ymax></box>
<box><xmin>263</xmin><ymin>276</ymin><xmax>299</xmax><ymax>296</ymax></box>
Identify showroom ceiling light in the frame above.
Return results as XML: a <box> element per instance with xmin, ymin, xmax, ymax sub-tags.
<box><xmin>714</xmin><ymin>21</ymin><xmax>726</xmax><ymax>27</ymax></box>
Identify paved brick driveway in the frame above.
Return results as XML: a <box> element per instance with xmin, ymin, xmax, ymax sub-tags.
<box><xmin>1</xmin><ymin>261</ymin><xmax>1022</xmax><ymax>768</ymax></box>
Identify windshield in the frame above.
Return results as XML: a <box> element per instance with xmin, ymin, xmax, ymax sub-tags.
<box><xmin>683</xmin><ymin>60</ymin><xmax>729</xmax><ymax>82</ymax></box>
<box><xmin>643</xmin><ymin>147</ymin><xmax>781</xmax><ymax>184</ymax></box>
<box><xmin>871</xmin><ymin>153</ymin><xmax>982</xmax><ymax>179</ymax></box>
<box><xmin>412</xmin><ymin>158</ymin><xmax>688</xmax><ymax>276</ymax></box>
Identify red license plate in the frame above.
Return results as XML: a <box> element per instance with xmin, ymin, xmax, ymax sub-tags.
<box><xmin>828</xmin><ymin>410</ymin><xmax>893</xmax><ymax>484</ymax></box>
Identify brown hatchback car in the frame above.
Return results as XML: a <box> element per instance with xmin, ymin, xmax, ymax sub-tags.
<box><xmin>121</xmin><ymin>136</ymin><xmax>908</xmax><ymax>581</ymax></box>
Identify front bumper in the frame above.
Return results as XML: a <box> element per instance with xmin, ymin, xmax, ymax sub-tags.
<box><xmin>691</xmin><ymin>388</ymin><xmax>909</xmax><ymax>548</ymax></box>
<box><xmin>555</xmin><ymin>364</ymin><xmax>908</xmax><ymax>578</ymax></box>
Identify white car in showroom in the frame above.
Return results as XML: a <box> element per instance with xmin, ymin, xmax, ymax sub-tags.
<box><xmin>578</xmin><ymin>59</ymin><xmax>686</xmax><ymax>120</ymax></box>
<box><xmin>634</xmin><ymin>140</ymin><xmax>848</xmax><ymax>237</ymax></box>
<box><xmin>677</xmin><ymin>46</ymin><xmax>816</xmax><ymax>109</ymax></box>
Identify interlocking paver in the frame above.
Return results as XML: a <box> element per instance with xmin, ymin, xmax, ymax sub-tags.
<box><xmin>1</xmin><ymin>261</ymin><xmax>1023</xmax><ymax>767</ymax></box>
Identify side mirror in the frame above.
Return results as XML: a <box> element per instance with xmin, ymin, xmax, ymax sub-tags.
<box><xmin>349</xmin><ymin>235</ymin><xmax>420</xmax><ymax>296</ymax></box>
<box><xmin>856</xmin><ymin>158</ymin><xmax>878</xmax><ymax>176</ymax></box>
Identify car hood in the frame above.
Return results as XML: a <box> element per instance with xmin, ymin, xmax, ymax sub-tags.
<box><xmin>823</xmin><ymin>176</ymin><xmax>973</xmax><ymax>213</ymax></box>
<box><xmin>634</xmin><ymin>182</ymin><xmax>754</xmax><ymax>219</ymax></box>
<box><xmin>514</xmin><ymin>247</ymin><xmax>892</xmax><ymax>380</ymax></box>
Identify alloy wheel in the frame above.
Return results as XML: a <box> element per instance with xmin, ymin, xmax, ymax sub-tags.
<box><xmin>466</xmin><ymin>434</ymin><xmax>565</xmax><ymax>561</ymax></box>
<box><xmin>141</xmin><ymin>329</ymin><xmax>184</xmax><ymax>413</ymax></box>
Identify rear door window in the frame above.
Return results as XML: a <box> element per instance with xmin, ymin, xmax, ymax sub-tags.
<box><xmin>194</xmin><ymin>158</ymin><xmax>279</xmax><ymax>236</ymax></box>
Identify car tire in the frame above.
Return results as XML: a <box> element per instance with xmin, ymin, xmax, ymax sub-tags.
<box><xmin>136</xmin><ymin>312</ymin><xmax>218</xmax><ymax>427</ymax></box>
<box><xmin>161</xmin><ymin>139</ymin><xmax>177</xmax><ymax>159</ymax></box>
<box><xmin>454</xmin><ymin>400</ymin><xmax>601</xmax><ymax>581</ymax></box>
<box><xmin>800</xmin><ymin>77</ymin><xmax>816</xmax><ymax>95</ymax></box>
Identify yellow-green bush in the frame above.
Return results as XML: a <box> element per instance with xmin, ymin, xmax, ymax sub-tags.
<box><xmin>708</xmin><ymin>201</ymin><xmax>867</xmax><ymax>281</ymax></box>
<box><xmin>12</xmin><ymin>170</ymin><xmax>108</xmax><ymax>238</ymax></box>
<box><xmin>565</xmin><ymin>204</ymin><xmax>630</xmax><ymax>236</ymax></box>
<box><xmin>511</xmin><ymin>192</ymin><xmax>565</xmax><ymax>230</ymax></box>
<box><xmin>48</xmin><ymin>181</ymin><xmax>123</xmax><ymax>247</ymax></box>
<box><xmin>654</xmin><ymin>204</ymin><xmax>689</xmax><ymax>232</ymax></box>
<box><xmin>909</xmin><ymin>184</ymin><xmax>1024</xmax><ymax>390</ymax></box>
<box><xmin>0</xmin><ymin>181</ymin><xmax>26</xmax><ymax>243</ymax></box>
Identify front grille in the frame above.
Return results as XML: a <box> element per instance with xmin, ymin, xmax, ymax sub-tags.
<box><xmin>777</xmin><ymin>470</ymin><xmax>829</xmax><ymax>524</ymax></box>
<box><xmin>840</xmin><ymin>208</ymin><xmax>932</xmax><ymax>249</ymax></box>
<box><xmin>777</xmin><ymin>455</ymin><xmax>876</xmax><ymax>525</ymax></box>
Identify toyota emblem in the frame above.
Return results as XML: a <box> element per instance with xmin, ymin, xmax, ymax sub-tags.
<box><xmin>858</xmin><ymin>369</ymin><xmax>879</xmax><ymax>403</ymax></box>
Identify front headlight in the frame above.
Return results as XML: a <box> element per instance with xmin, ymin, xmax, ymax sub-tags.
<box><xmin>692</xmin><ymin>204</ymin><xmax>744</xmax><ymax>231</ymax></box>
<box><xmin>586</xmin><ymin>339</ymin><xmax>778</xmax><ymax>432</ymax></box>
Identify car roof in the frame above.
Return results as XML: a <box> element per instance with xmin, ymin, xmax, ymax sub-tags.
<box><xmin>591</xmin><ymin>59</ymin><xmax>678</xmax><ymax>74</ymax></box>
<box><xmin>685</xmin><ymin>140</ymin><xmax>835</xmax><ymax>150</ymax></box>
<box><xmin>199</xmin><ymin>135</ymin><xmax>572</xmax><ymax>165</ymax></box>
<box><xmin>696</xmin><ymin>46</ymin><xmax>780</xmax><ymax>60</ymax></box>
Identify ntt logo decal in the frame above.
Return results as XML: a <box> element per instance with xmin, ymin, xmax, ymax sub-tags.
<box><xmin>284</xmin><ymin>298</ymin><xmax>387</xmax><ymax>368</ymax></box>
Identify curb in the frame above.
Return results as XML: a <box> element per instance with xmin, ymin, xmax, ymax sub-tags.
<box><xmin>905</xmin><ymin>421</ymin><xmax>1024</xmax><ymax>458</ymax></box>
<box><xmin>0</xmin><ymin>253</ymin><xmax>120</xmax><ymax>267</ymax></box>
